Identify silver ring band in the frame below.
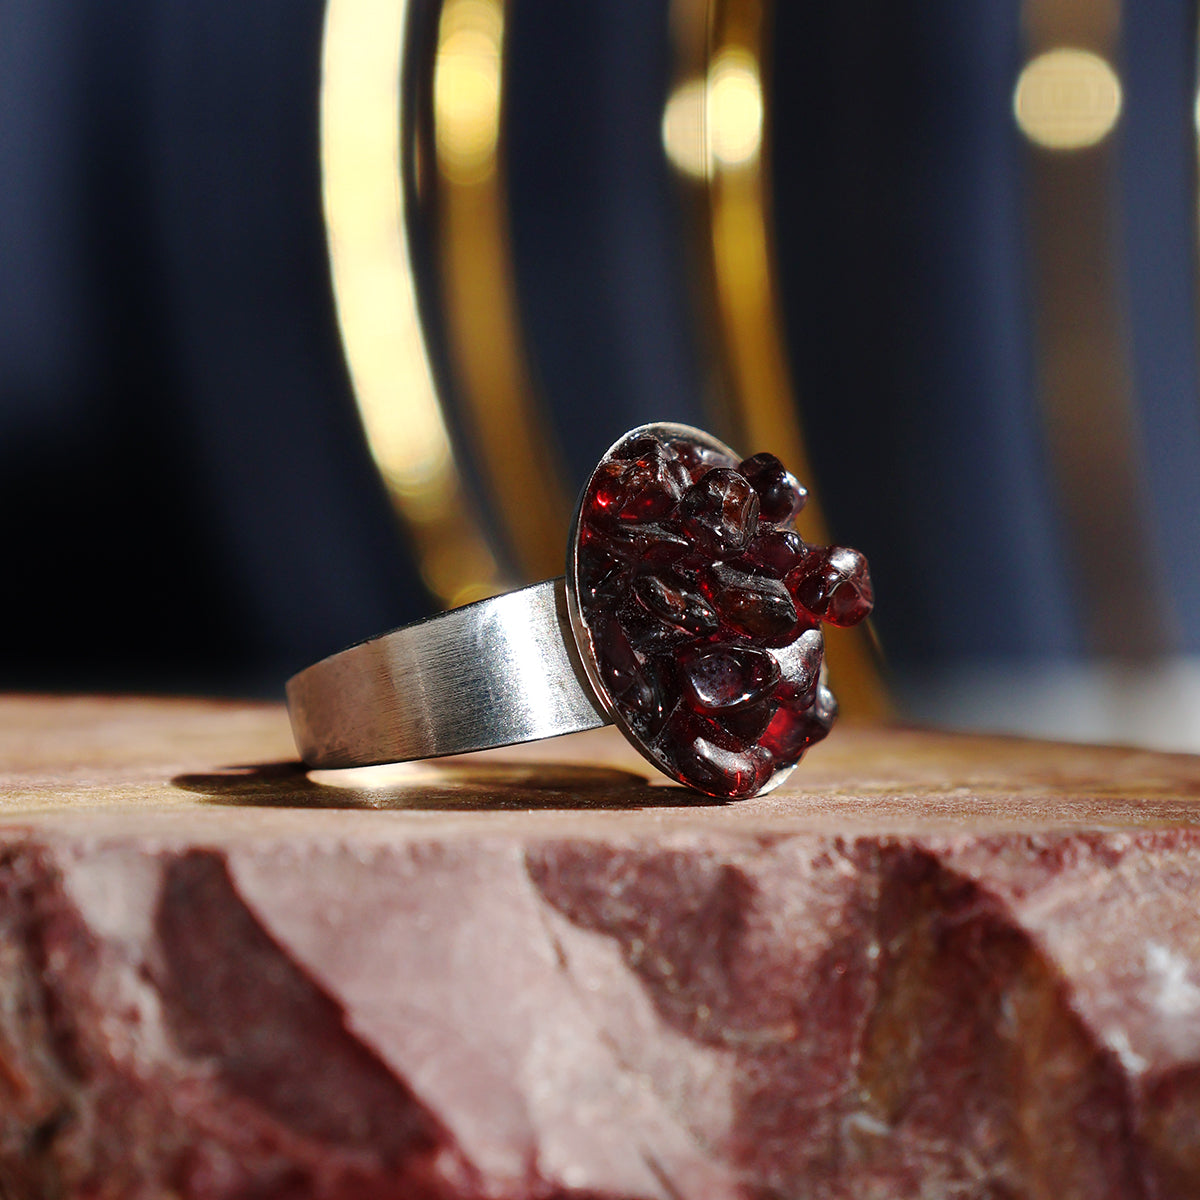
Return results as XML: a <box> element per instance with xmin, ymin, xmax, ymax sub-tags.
<box><xmin>285</xmin><ymin>422</ymin><xmax>874</xmax><ymax>800</ymax></box>
<box><xmin>286</xmin><ymin>578</ymin><xmax>610</xmax><ymax>768</ymax></box>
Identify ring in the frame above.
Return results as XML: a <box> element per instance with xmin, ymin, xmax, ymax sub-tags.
<box><xmin>287</xmin><ymin>423</ymin><xmax>874</xmax><ymax>799</ymax></box>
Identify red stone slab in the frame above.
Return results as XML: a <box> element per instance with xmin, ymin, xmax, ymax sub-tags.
<box><xmin>0</xmin><ymin>695</ymin><xmax>1197</xmax><ymax>1198</ymax></box>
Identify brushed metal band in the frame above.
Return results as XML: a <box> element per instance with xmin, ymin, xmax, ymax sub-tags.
<box><xmin>286</xmin><ymin>578</ymin><xmax>610</xmax><ymax>768</ymax></box>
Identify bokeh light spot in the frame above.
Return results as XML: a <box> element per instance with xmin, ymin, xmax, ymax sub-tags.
<box><xmin>1014</xmin><ymin>48</ymin><xmax>1122</xmax><ymax>150</ymax></box>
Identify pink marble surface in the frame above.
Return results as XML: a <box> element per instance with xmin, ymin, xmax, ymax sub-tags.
<box><xmin>0</xmin><ymin>696</ymin><xmax>1196</xmax><ymax>1198</ymax></box>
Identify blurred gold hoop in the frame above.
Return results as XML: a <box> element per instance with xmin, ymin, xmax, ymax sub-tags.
<box><xmin>320</xmin><ymin>0</ymin><xmax>506</xmax><ymax>606</ymax></box>
<box><xmin>428</xmin><ymin>0</ymin><xmax>572</xmax><ymax>582</ymax></box>
<box><xmin>321</xmin><ymin>0</ymin><xmax>569</xmax><ymax>604</ymax></box>
<box><xmin>667</xmin><ymin>0</ymin><xmax>888</xmax><ymax>717</ymax></box>
<box><xmin>1018</xmin><ymin>0</ymin><xmax>1168</xmax><ymax>654</ymax></box>
<box><xmin>324</xmin><ymin>0</ymin><xmax>889</xmax><ymax>713</ymax></box>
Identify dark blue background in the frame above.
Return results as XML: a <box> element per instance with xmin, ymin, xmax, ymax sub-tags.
<box><xmin>2</xmin><ymin>0</ymin><xmax>1197</xmax><ymax>695</ymax></box>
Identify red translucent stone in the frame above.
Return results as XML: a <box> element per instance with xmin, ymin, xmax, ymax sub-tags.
<box><xmin>674</xmin><ymin>737</ymin><xmax>774</xmax><ymax>800</ymax></box>
<box><xmin>770</xmin><ymin>627</ymin><xmax>824</xmax><ymax>703</ymax></box>
<box><xmin>584</xmin><ymin>461</ymin><xmax>629</xmax><ymax>523</ymax></box>
<box><xmin>738</xmin><ymin>528</ymin><xmax>807</xmax><ymax>579</ymax></box>
<box><xmin>614</xmin><ymin>597</ymin><xmax>693</xmax><ymax>655</ymax></box>
<box><xmin>601</xmin><ymin>520</ymin><xmax>690</xmax><ymax>566</ymax></box>
<box><xmin>678</xmin><ymin>469</ymin><xmax>760</xmax><ymax>557</ymax></box>
<box><xmin>699</xmin><ymin>563</ymin><xmax>799</xmax><ymax>642</ymax></box>
<box><xmin>591</xmin><ymin>614</ymin><xmax>666</xmax><ymax>738</ymax></box>
<box><xmin>759</xmin><ymin>684</ymin><xmax>837</xmax><ymax>759</ymax></box>
<box><xmin>738</xmin><ymin>452</ymin><xmax>807</xmax><ymax>523</ymax></box>
<box><xmin>615</xmin><ymin>436</ymin><xmax>691</xmax><ymax>492</ymax></box>
<box><xmin>679</xmin><ymin>645</ymin><xmax>780</xmax><ymax>712</ymax></box>
<box><xmin>584</xmin><ymin>445</ymin><xmax>686</xmax><ymax>525</ymax></box>
<box><xmin>574</xmin><ymin>429</ymin><xmax>874</xmax><ymax>799</ymax></box>
<box><xmin>668</xmin><ymin>439</ymin><xmax>737</xmax><ymax>481</ymax></box>
<box><xmin>577</xmin><ymin>540</ymin><xmax>627</xmax><ymax>606</ymax></box>
<box><xmin>632</xmin><ymin>570</ymin><xmax>719</xmax><ymax>636</ymax></box>
<box><xmin>656</xmin><ymin>708</ymin><xmax>775</xmax><ymax>799</ymax></box>
<box><xmin>613</xmin><ymin>434</ymin><xmax>666</xmax><ymax>462</ymax></box>
<box><xmin>719</xmin><ymin>697</ymin><xmax>779</xmax><ymax>744</ymax></box>
<box><xmin>787</xmin><ymin>546</ymin><xmax>874</xmax><ymax>628</ymax></box>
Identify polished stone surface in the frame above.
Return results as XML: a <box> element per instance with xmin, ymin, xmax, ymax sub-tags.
<box><xmin>0</xmin><ymin>696</ymin><xmax>1197</xmax><ymax>1198</ymax></box>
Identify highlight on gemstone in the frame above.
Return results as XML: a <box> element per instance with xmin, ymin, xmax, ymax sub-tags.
<box><xmin>570</xmin><ymin>426</ymin><xmax>874</xmax><ymax>799</ymax></box>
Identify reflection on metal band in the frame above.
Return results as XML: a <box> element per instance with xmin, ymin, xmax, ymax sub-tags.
<box><xmin>1020</xmin><ymin>0</ymin><xmax>1171</xmax><ymax>654</ymax></box>
<box><xmin>430</xmin><ymin>0</ymin><xmax>572</xmax><ymax>582</ymax></box>
<box><xmin>667</xmin><ymin>0</ymin><xmax>888</xmax><ymax>718</ymax></box>
<box><xmin>321</xmin><ymin>0</ymin><xmax>506</xmax><ymax>607</ymax></box>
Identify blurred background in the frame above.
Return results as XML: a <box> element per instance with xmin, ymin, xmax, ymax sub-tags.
<box><xmin>3</xmin><ymin>0</ymin><xmax>1200</xmax><ymax>749</ymax></box>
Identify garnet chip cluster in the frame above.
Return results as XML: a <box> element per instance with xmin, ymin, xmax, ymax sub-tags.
<box><xmin>573</xmin><ymin>428</ymin><xmax>873</xmax><ymax>799</ymax></box>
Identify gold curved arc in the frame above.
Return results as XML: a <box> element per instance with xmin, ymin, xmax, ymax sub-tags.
<box><xmin>1020</xmin><ymin>0</ymin><xmax>1169</xmax><ymax>654</ymax></box>
<box><xmin>668</xmin><ymin>0</ymin><xmax>889</xmax><ymax>717</ymax></box>
<box><xmin>321</xmin><ymin>0</ymin><xmax>507</xmax><ymax>607</ymax></box>
<box><xmin>430</xmin><ymin>0</ymin><xmax>573</xmax><ymax>583</ymax></box>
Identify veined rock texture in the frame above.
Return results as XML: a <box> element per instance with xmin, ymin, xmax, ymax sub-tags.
<box><xmin>0</xmin><ymin>695</ymin><xmax>1196</xmax><ymax>1199</ymax></box>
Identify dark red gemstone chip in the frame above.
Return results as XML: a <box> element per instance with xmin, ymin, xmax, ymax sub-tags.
<box><xmin>574</xmin><ymin>429</ymin><xmax>873</xmax><ymax>798</ymax></box>
<box><xmin>679</xmin><ymin>645</ymin><xmax>780</xmax><ymax>712</ymax></box>
<box><xmin>738</xmin><ymin>452</ymin><xmax>807</xmax><ymax>523</ymax></box>
<box><xmin>678</xmin><ymin>469</ymin><xmax>760</xmax><ymax>557</ymax></box>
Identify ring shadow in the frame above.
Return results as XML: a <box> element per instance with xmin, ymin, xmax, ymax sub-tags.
<box><xmin>171</xmin><ymin>759</ymin><xmax>728</xmax><ymax>811</ymax></box>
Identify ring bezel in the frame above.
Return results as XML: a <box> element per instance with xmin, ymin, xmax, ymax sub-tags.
<box><xmin>565</xmin><ymin>421</ymin><xmax>801</xmax><ymax>799</ymax></box>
